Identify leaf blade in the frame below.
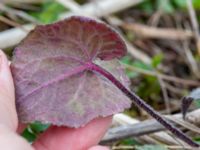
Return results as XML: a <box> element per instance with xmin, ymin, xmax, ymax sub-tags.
<box><xmin>11</xmin><ymin>16</ymin><xmax>131</xmax><ymax>127</ymax></box>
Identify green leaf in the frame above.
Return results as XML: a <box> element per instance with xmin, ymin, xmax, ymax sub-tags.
<box><xmin>173</xmin><ymin>0</ymin><xmax>187</xmax><ymax>8</ymax></box>
<box><xmin>121</xmin><ymin>55</ymin><xmax>133</xmax><ymax>64</ymax></box>
<box><xmin>151</xmin><ymin>53</ymin><xmax>163</xmax><ymax>68</ymax></box>
<box><xmin>133</xmin><ymin>60</ymin><xmax>153</xmax><ymax>71</ymax></box>
<box><xmin>173</xmin><ymin>0</ymin><xmax>200</xmax><ymax>10</ymax></box>
<box><xmin>29</xmin><ymin>122</ymin><xmax>50</xmax><ymax>134</ymax></box>
<box><xmin>119</xmin><ymin>138</ymin><xmax>140</xmax><ymax>145</ymax></box>
<box><xmin>194</xmin><ymin>136</ymin><xmax>200</xmax><ymax>144</ymax></box>
<box><xmin>137</xmin><ymin>0</ymin><xmax>155</xmax><ymax>13</ymax></box>
<box><xmin>195</xmin><ymin>100</ymin><xmax>200</xmax><ymax>107</ymax></box>
<box><xmin>157</xmin><ymin>0</ymin><xmax>174</xmax><ymax>13</ymax></box>
<box><xmin>21</xmin><ymin>128</ymin><xmax>36</xmax><ymax>142</ymax></box>
<box><xmin>121</xmin><ymin>56</ymin><xmax>153</xmax><ymax>78</ymax></box>
<box><xmin>30</xmin><ymin>1</ymin><xmax>67</xmax><ymax>24</ymax></box>
<box><xmin>137</xmin><ymin>76</ymin><xmax>161</xmax><ymax>100</ymax></box>
<box><xmin>193</xmin><ymin>0</ymin><xmax>200</xmax><ymax>9</ymax></box>
<box><xmin>22</xmin><ymin>122</ymin><xmax>49</xmax><ymax>142</ymax></box>
<box><xmin>135</xmin><ymin>145</ymin><xmax>168</xmax><ymax>150</ymax></box>
<box><xmin>121</xmin><ymin>56</ymin><xmax>152</xmax><ymax>71</ymax></box>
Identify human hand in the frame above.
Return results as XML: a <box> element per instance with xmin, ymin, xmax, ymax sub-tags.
<box><xmin>0</xmin><ymin>49</ymin><xmax>111</xmax><ymax>150</ymax></box>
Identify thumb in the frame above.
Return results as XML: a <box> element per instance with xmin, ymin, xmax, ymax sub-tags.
<box><xmin>0</xmin><ymin>50</ymin><xmax>34</xmax><ymax>150</ymax></box>
<box><xmin>0</xmin><ymin>49</ymin><xmax>18</xmax><ymax>131</ymax></box>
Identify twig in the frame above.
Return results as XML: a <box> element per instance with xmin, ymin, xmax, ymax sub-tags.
<box><xmin>125</xmin><ymin>38</ymin><xmax>151</xmax><ymax>64</ymax></box>
<box><xmin>148</xmin><ymin>10</ymin><xmax>163</xmax><ymax>26</ymax></box>
<box><xmin>112</xmin><ymin>145</ymin><xmax>193</xmax><ymax>150</ymax></box>
<box><xmin>164</xmin><ymin>83</ymin><xmax>184</xmax><ymax>95</ymax></box>
<box><xmin>103</xmin><ymin>119</ymin><xmax>177</xmax><ymax>144</ymax></box>
<box><xmin>112</xmin><ymin>114</ymin><xmax>161</xmax><ymax>145</ymax></box>
<box><xmin>122</xmin><ymin>23</ymin><xmax>194</xmax><ymax>40</ymax></box>
<box><xmin>166</xmin><ymin>116</ymin><xmax>200</xmax><ymax>134</ymax></box>
<box><xmin>8</xmin><ymin>3</ymin><xmax>40</xmax><ymax>11</ymax></box>
<box><xmin>122</xmin><ymin>63</ymin><xmax>200</xmax><ymax>86</ymax></box>
<box><xmin>2</xmin><ymin>0</ymin><xmax>44</xmax><ymax>4</ymax></box>
<box><xmin>0</xmin><ymin>24</ymin><xmax>34</xmax><ymax>49</ymax></box>
<box><xmin>112</xmin><ymin>113</ymin><xmax>161</xmax><ymax>145</ymax></box>
<box><xmin>56</xmin><ymin>0</ymin><xmax>81</xmax><ymax>12</ymax></box>
<box><xmin>0</xmin><ymin>4</ymin><xmax>40</xmax><ymax>24</ymax></box>
<box><xmin>182</xmin><ymin>40</ymin><xmax>200</xmax><ymax>78</ymax></box>
<box><xmin>150</xmin><ymin>132</ymin><xmax>186</xmax><ymax>146</ymax></box>
<box><xmin>157</xmin><ymin>76</ymin><xmax>171</xmax><ymax>114</ymax></box>
<box><xmin>102</xmin><ymin>109</ymin><xmax>200</xmax><ymax>146</ymax></box>
<box><xmin>112</xmin><ymin>114</ymin><xmax>184</xmax><ymax>146</ymax></box>
<box><xmin>186</xmin><ymin>0</ymin><xmax>200</xmax><ymax>55</ymax></box>
<box><xmin>59</xmin><ymin>0</ymin><xmax>144</xmax><ymax>18</ymax></box>
<box><xmin>0</xmin><ymin>16</ymin><xmax>26</xmax><ymax>30</ymax></box>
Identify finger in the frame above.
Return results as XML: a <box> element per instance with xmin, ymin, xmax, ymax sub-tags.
<box><xmin>33</xmin><ymin>116</ymin><xmax>112</xmax><ymax>150</ymax></box>
<box><xmin>0</xmin><ymin>125</ymin><xmax>34</xmax><ymax>150</ymax></box>
<box><xmin>0</xmin><ymin>50</ymin><xmax>33</xmax><ymax>150</ymax></box>
<box><xmin>88</xmin><ymin>146</ymin><xmax>110</xmax><ymax>150</ymax></box>
<box><xmin>0</xmin><ymin>50</ymin><xmax>18</xmax><ymax>131</ymax></box>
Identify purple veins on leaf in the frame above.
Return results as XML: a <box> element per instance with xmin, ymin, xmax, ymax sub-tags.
<box><xmin>11</xmin><ymin>16</ymin><xmax>131</xmax><ymax>128</ymax></box>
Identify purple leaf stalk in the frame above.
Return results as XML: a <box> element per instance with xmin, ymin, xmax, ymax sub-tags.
<box><xmin>89</xmin><ymin>63</ymin><xmax>199</xmax><ymax>147</ymax></box>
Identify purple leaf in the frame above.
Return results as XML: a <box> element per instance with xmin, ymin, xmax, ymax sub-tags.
<box><xmin>11</xmin><ymin>16</ymin><xmax>131</xmax><ymax>127</ymax></box>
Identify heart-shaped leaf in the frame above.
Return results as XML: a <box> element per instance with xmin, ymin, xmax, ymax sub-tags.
<box><xmin>11</xmin><ymin>16</ymin><xmax>131</xmax><ymax>127</ymax></box>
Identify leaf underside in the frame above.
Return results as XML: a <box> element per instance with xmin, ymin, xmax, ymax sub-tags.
<box><xmin>11</xmin><ymin>16</ymin><xmax>131</xmax><ymax>127</ymax></box>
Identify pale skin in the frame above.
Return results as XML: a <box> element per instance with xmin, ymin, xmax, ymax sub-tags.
<box><xmin>0</xmin><ymin>49</ymin><xmax>112</xmax><ymax>150</ymax></box>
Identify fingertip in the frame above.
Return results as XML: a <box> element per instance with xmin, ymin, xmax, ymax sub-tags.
<box><xmin>0</xmin><ymin>49</ymin><xmax>14</xmax><ymax>92</ymax></box>
<box><xmin>33</xmin><ymin>116</ymin><xmax>112</xmax><ymax>150</ymax></box>
<box><xmin>0</xmin><ymin>49</ymin><xmax>10</xmax><ymax>73</ymax></box>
